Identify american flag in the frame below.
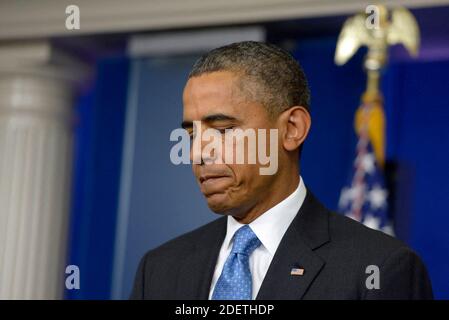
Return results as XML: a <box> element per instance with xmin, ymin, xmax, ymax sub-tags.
<box><xmin>338</xmin><ymin>103</ymin><xmax>394</xmax><ymax>236</ymax></box>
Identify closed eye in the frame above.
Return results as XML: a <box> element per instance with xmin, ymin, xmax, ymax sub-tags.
<box><xmin>216</xmin><ymin>126</ymin><xmax>235</xmax><ymax>134</ymax></box>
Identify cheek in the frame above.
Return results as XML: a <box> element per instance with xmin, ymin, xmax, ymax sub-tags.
<box><xmin>221</xmin><ymin>135</ymin><xmax>257</xmax><ymax>165</ymax></box>
<box><xmin>227</xmin><ymin>164</ymin><xmax>259</xmax><ymax>191</ymax></box>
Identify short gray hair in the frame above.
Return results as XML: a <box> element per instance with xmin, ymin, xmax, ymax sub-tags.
<box><xmin>188</xmin><ymin>41</ymin><xmax>311</xmax><ymax>117</ymax></box>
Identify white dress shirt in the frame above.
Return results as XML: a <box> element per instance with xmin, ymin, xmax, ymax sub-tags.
<box><xmin>208</xmin><ymin>177</ymin><xmax>307</xmax><ymax>299</ymax></box>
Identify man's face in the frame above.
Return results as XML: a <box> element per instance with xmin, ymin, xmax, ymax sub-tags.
<box><xmin>182</xmin><ymin>71</ymin><xmax>279</xmax><ymax>216</ymax></box>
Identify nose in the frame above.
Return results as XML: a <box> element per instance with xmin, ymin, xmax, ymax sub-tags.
<box><xmin>190</xmin><ymin>126</ymin><xmax>222</xmax><ymax>165</ymax></box>
<box><xmin>190</xmin><ymin>133</ymin><xmax>202</xmax><ymax>164</ymax></box>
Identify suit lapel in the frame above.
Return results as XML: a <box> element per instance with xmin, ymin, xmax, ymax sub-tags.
<box><xmin>256</xmin><ymin>191</ymin><xmax>330</xmax><ymax>300</ymax></box>
<box><xmin>176</xmin><ymin>216</ymin><xmax>227</xmax><ymax>299</ymax></box>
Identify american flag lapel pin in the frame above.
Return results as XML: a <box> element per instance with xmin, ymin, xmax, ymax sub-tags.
<box><xmin>290</xmin><ymin>267</ymin><xmax>305</xmax><ymax>276</ymax></box>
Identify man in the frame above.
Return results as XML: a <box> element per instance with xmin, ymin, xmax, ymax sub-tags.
<box><xmin>130</xmin><ymin>41</ymin><xmax>433</xmax><ymax>300</ymax></box>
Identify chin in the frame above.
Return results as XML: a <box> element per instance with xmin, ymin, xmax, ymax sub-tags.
<box><xmin>205</xmin><ymin>193</ymin><xmax>234</xmax><ymax>214</ymax></box>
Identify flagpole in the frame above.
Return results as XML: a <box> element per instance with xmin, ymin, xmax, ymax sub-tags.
<box><xmin>335</xmin><ymin>4</ymin><xmax>420</xmax><ymax>234</ymax></box>
<box><xmin>335</xmin><ymin>4</ymin><xmax>420</xmax><ymax>168</ymax></box>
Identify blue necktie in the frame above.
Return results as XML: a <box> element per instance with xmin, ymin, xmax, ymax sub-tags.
<box><xmin>212</xmin><ymin>225</ymin><xmax>261</xmax><ymax>300</ymax></box>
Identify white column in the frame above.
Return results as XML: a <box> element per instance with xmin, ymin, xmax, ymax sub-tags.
<box><xmin>0</xmin><ymin>41</ymin><xmax>84</xmax><ymax>299</ymax></box>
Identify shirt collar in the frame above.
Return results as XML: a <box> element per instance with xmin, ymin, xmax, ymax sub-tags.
<box><xmin>224</xmin><ymin>176</ymin><xmax>307</xmax><ymax>256</ymax></box>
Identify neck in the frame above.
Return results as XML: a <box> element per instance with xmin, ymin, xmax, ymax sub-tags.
<box><xmin>234</xmin><ymin>168</ymin><xmax>300</xmax><ymax>224</ymax></box>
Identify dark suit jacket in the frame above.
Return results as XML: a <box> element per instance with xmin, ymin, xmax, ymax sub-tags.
<box><xmin>130</xmin><ymin>191</ymin><xmax>433</xmax><ymax>299</ymax></box>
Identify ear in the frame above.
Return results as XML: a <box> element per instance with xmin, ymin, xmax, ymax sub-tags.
<box><xmin>278</xmin><ymin>106</ymin><xmax>311</xmax><ymax>152</ymax></box>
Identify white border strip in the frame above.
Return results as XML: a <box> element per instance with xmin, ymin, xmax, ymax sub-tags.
<box><xmin>1</xmin><ymin>0</ymin><xmax>447</xmax><ymax>40</ymax></box>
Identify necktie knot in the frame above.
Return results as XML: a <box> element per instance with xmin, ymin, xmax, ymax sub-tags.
<box><xmin>231</xmin><ymin>225</ymin><xmax>261</xmax><ymax>255</ymax></box>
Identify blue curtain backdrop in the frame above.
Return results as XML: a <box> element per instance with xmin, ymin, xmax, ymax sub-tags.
<box><xmin>383</xmin><ymin>58</ymin><xmax>449</xmax><ymax>299</ymax></box>
<box><xmin>68</xmin><ymin>38</ymin><xmax>449</xmax><ymax>299</ymax></box>
<box><xmin>66</xmin><ymin>57</ymin><xmax>129</xmax><ymax>299</ymax></box>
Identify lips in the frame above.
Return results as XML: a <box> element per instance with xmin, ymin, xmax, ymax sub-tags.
<box><xmin>199</xmin><ymin>174</ymin><xmax>228</xmax><ymax>183</ymax></box>
<box><xmin>198</xmin><ymin>173</ymin><xmax>232</xmax><ymax>196</ymax></box>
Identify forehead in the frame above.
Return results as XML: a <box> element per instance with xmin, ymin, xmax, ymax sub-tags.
<box><xmin>182</xmin><ymin>71</ymin><xmax>244</xmax><ymax>119</ymax></box>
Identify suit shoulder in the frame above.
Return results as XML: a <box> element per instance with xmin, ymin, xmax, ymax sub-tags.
<box><xmin>326</xmin><ymin>211</ymin><xmax>408</xmax><ymax>259</ymax></box>
<box><xmin>141</xmin><ymin>216</ymin><xmax>226</xmax><ymax>261</ymax></box>
<box><xmin>323</xmin><ymin>211</ymin><xmax>432</xmax><ymax>299</ymax></box>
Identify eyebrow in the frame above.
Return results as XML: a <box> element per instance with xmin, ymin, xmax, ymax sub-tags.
<box><xmin>181</xmin><ymin>113</ymin><xmax>238</xmax><ymax>129</ymax></box>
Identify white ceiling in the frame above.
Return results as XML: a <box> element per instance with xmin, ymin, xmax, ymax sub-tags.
<box><xmin>1</xmin><ymin>0</ymin><xmax>449</xmax><ymax>40</ymax></box>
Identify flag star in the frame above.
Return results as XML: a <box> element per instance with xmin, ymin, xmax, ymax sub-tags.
<box><xmin>368</xmin><ymin>185</ymin><xmax>388</xmax><ymax>210</ymax></box>
<box><xmin>339</xmin><ymin>184</ymin><xmax>366</xmax><ymax>209</ymax></box>
<box><xmin>382</xmin><ymin>224</ymin><xmax>395</xmax><ymax>236</ymax></box>
<box><xmin>358</xmin><ymin>153</ymin><xmax>376</xmax><ymax>174</ymax></box>
<box><xmin>339</xmin><ymin>187</ymin><xmax>352</xmax><ymax>208</ymax></box>
<box><xmin>363</xmin><ymin>214</ymin><xmax>381</xmax><ymax>230</ymax></box>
